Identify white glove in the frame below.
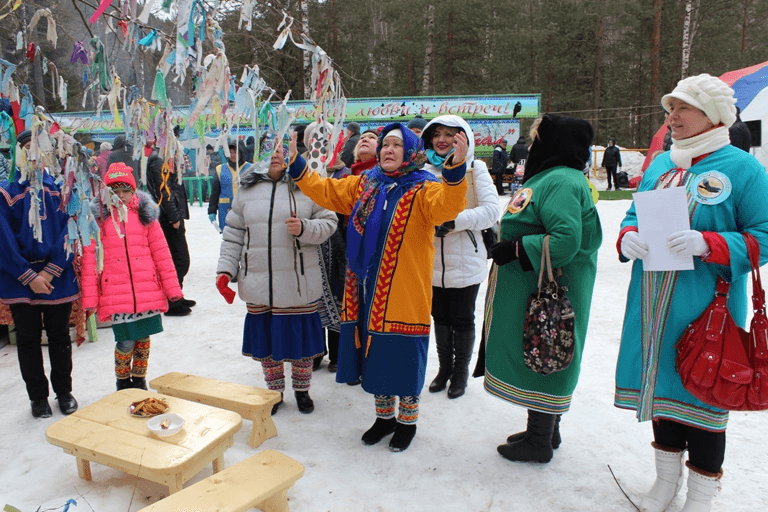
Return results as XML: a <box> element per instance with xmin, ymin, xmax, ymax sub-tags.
<box><xmin>621</xmin><ymin>231</ymin><xmax>649</xmax><ymax>260</ymax></box>
<box><xmin>667</xmin><ymin>230</ymin><xmax>709</xmax><ymax>256</ymax></box>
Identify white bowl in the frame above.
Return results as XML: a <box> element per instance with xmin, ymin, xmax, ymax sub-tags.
<box><xmin>146</xmin><ymin>413</ymin><xmax>185</xmax><ymax>437</ymax></box>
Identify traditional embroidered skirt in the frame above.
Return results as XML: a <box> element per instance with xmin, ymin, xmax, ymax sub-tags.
<box><xmin>242</xmin><ymin>302</ymin><xmax>325</xmax><ymax>363</ymax></box>
<box><xmin>111</xmin><ymin>311</ymin><xmax>163</xmax><ymax>342</ymax></box>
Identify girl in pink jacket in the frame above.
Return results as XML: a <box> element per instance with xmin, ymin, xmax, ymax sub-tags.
<box><xmin>82</xmin><ymin>163</ymin><xmax>182</xmax><ymax>390</ymax></box>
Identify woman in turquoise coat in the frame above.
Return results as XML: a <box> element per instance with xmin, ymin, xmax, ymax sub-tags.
<box><xmin>615</xmin><ymin>74</ymin><xmax>768</xmax><ymax>512</ymax></box>
<box><xmin>483</xmin><ymin>114</ymin><xmax>602</xmax><ymax>464</ymax></box>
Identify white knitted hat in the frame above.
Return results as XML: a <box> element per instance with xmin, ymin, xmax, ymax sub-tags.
<box><xmin>661</xmin><ymin>73</ymin><xmax>737</xmax><ymax>128</ymax></box>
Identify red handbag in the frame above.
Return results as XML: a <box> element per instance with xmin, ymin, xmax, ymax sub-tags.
<box><xmin>675</xmin><ymin>233</ymin><xmax>768</xmax><ymax>411</ymax></box>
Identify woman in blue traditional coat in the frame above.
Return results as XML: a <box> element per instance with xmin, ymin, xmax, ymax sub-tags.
<box><xmin>615</xmin><ymin>74</ymin><xmax>768</xmax><ymax>512</ymax></box>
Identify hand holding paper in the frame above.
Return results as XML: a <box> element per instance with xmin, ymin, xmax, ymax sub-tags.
<box><xmin>621</xmin><ymin>231</ymin><xmax>649</xmax><ymax>260</ymax></box>
<box><xmin>667</xmin><ymin>230</ymin><xmax>709</xmax><ymax>257</ymax></box>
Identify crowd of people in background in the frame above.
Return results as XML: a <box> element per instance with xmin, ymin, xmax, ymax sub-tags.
<box><xmin>1</xmin><ymin>71</ymin><xmax>764</xmax><ymax>511</ymax></box>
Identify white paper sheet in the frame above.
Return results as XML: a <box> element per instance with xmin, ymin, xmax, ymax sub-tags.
<box><xmin>633</xmin><ymin>187</ymin><xmax>694</xmax><ymax>271</ymax></box>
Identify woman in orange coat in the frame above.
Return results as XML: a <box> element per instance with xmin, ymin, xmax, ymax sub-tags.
<box><xmin>287</xmin><ymin>122</ymin><xmax>467</xmax><ymax>452</ymax></box>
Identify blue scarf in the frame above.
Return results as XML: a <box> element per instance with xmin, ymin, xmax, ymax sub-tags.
<box><xmin>346</xmin><ymin>165</ymin><xmax>438</xmax><ymax>280</ymax></box>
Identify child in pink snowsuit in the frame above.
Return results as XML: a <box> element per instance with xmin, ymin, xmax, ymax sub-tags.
<box><xmin>82</xmin><ymin>163</ymin><xmax>182</xmax><ymax>390</ymax></box>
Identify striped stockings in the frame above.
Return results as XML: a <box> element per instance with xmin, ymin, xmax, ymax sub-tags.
<box><xmin>375</xmin><ymin>395</ymin><xmax>420</xmax><ymax>424</ymax></box>
<box><xmin>261</xmin><ymin>357</ymin><xmax>313</xmax><ymax>392</ymax></box>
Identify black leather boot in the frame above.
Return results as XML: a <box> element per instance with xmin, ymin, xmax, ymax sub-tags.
<box><xmin>295</xmin><ymin>390</ymin><xmax>314</xmax><ymax>414</ymax></box>
<box><xmin>116</xmin><ymin>378</ymin><xmax>132</xmax><ymax>390</ymax></box>
<box><xmin>130</xmin><ymin>377</ymin><xmax>147</xmax><ymax>390</ymax></box>
<box><xmin>389</xmin><ymin>423</ymin><xmax>417</xmax><ymax>452</ymax></box>
<box><xmin>447</xmin><ymin>330</ymin><xmax>474</xmax><ymax>399</ymax></box>
<box><xmin>497</xmin><ymin>410</ymin><xmax>556</xmax><ymax>463</ymax></box>
<box><xmin>506</xmin><ymin>414</ymin><xmax>562</xmax><ymax>449</ymax></box>
<box><xmin>429</xmin><ymin>325</ymin><xmax>453</xmax><ymax>393</ymax></box>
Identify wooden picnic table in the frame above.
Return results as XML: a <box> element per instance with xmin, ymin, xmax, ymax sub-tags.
<box><xmin>46</xmin><ymin>388</ymin><xmax>242</xmax><ymax>494</ymax></box>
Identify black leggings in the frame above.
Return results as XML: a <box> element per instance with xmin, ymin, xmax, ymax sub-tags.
<box><xmin>653</xmin><ymin>419</ymin><xmax>725</xmax><ymax>473</ymax></box>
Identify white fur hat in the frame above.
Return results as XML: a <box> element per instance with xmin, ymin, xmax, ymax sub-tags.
<box><xmin>661</xmin><ymin>73</ymin><xmax>737</xmax><ymax>128</ymax></box>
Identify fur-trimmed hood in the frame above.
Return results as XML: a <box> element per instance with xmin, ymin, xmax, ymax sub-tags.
<box><xmin>91</xmin><ymin>190</ymin><xmax>159</xmax><ymax>225</ymax></box>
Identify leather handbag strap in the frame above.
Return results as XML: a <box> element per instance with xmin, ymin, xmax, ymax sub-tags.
<box><xmin>744</xmin><ymin>233</ymin><xmax>765</xmax><ymax>313</ymax></box>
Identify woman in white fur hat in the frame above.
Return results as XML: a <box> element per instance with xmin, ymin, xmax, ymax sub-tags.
<box><xmin>615</xmin><ymin>74</ymin><xmax>768</xmax><ymax>511</ymax></box>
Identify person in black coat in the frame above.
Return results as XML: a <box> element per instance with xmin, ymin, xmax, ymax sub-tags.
<box><xmin>491</xmin><ymin>142</ymin><xmax>509</xmax><ymax>194</ymax></box>
<box><xmin>146</xmin><ymin>148</ymin><xmax>193</xmax><ymax>316</ymax></box>
<box><xmin>729</xmin><ymin>106</ymin><xmax>752</xmax><ymax>152</ymax></box>
<box><xmin>600</xmin><ymin>138</ymin><xmax>622</xmax><ymax>190</ymax></box>
<box><xmin>339</xmin><ymin>122</ymin><xmax>360</xmax><ymax>168</ymax></box>
<box><xmin>106</xmin><ymin>135</ymin><xmax>140</xmax><ymax>187</ymax></box>
<box><xmin>510</xmin><ymin>137</ymin><xmax>529</xmax><ymax>165</ymax></box>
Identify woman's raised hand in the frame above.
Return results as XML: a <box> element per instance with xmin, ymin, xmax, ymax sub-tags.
<box><xmin>452</xmin><ymin>131</ymin><xmax>468</xmax><ymax>163</ymax></box>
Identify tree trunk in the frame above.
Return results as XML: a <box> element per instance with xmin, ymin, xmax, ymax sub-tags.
<box><xmin>545</xmin><ymin>34</ymin><xmax>553</xmax><ymax>112</ymax></box>
<box><xmin>650</xmin><ymin>0</ymin><xmax>662</xmax><ymax>140</ymax></box>
<box><xmin>741</xmin><ymin>0</ymin><xmax>751</xmax><ymax>53</ymax></box>
<box><xmin>447</xmin><ymin>10</ymin><xmax>454</xmax><ymax>94</ymax></box>
<box><xmin>300</xmin><ymin>0</ymin><xmax>311</xmax><ymax>100</ymax></box>
<box><xmin>422</xmin><ymin>4</ymin><xmax>434</xmax><ymax>95</ymax></box>
<box><xmin>592</xmin><ymin>3</ymin><xmax>606</xmax><ymax>140</ymax></box>
<box><xmin>528</xmin><ymin>0</ymin><xmax>536</xmax><ymax>81</ymax></box>
<box><xmin>681</xmin><ymin>0</ymin><xmax>693</xmax><ymax>79</ymax></box>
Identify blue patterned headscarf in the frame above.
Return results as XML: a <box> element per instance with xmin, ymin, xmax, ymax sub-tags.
<box><xmin>346</xmin><ymin>123</ymin><xmax>437</xmax><ymax>279</ymax></box>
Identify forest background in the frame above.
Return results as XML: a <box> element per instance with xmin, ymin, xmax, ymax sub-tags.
<box><xmin>1</xmin><ymin>0</ymin><xmax>767</xmax><ymax>149</ymax></box>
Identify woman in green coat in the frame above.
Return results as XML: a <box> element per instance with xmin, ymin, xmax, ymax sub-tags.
<box><xmin>483</xmin><ymin>114</ymin><xmax>602</xmax><ymax>463</ymax></box>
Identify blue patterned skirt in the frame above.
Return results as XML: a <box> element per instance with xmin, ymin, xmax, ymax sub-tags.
<box><xmin>242</xmin><ymin>302</ymin><xmax>325</xmax><ymax>363</ymax></box>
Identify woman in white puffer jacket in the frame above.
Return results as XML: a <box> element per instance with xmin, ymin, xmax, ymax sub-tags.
<box><xmin>216</xmin><ymin>140</ymin><xmax>337</xmax><ymax>414</ymax></box>
<box><xmin>421</xmin><ymin>115</ymin><xmax>500</xmax><ymax>399</ymax></box>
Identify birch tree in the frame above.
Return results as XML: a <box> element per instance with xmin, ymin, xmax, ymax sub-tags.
<box><xmin>422</xmin><ymin>4</ymin><xmax>434</xmax><ymax>95</ymax></box>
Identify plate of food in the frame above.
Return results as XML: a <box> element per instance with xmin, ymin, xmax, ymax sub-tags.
<box><xmin>128</xmin><ymin>397</ymin><xmax>169</xmax><ymax>417</ymax></box>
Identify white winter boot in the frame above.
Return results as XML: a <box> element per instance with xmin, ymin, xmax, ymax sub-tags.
<box><xmin>679</xmin><ymin>462</ymin><xmax>722</xmax><ymax>512</ymax></box>
<box><xmin>639</xmin><ymin>443</ymin><xmax>685</xmax><ymax>512</ymax></box>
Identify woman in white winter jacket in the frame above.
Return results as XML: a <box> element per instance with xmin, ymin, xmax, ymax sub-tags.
<box><xmin>216</xmin><ymin>140</ymin><xmax>337</xmax><ymax>414</ymax></box>
<box><xmin>421</xmin><ymin>115</ymin><xmax>500</xmax><ymax>398</ymax></box>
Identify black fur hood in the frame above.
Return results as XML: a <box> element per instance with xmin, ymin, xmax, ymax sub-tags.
<box><xmin>90</xmin><ymin>190</ymin><xmax>159</xmax><ymax>226</ymax></box>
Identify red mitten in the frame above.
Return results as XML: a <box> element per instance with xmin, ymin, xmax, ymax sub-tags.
<box><xmin>216</xmin><ymin>274</ymin><xmax>236</xmax><ymax>304</ymax></box>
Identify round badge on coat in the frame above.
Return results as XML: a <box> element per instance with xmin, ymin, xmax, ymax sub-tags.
<box><xmin>507</xmin><ymin>187</ymin><xmax>533</xmax><ymax>214</ymax></box>
<box><xmin>692</xmin><ymin>171</ymin><xmax>731</xmax><ymax>205</ymax></box>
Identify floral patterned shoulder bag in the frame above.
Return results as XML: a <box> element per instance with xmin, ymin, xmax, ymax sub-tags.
<box><xmin>522</xmin><ymin>235</ymin><xmax>576</xmax><ymax>375</ymax></box>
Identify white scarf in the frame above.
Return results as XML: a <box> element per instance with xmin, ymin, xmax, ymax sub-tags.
<box><xmin>669</xmin><ymin>125</ymin><xmax>730</xmax><ymax>169</ymax></box>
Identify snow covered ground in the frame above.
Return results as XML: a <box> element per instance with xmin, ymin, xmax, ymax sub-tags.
<box><xmin>2</xmin><ymin>198</ymin><xmax>767</xmax><ymax>512</ymax></box>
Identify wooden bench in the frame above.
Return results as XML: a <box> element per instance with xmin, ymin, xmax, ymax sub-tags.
<box><xmin>137</xmin><ymin>450</ymin><xmax>304</xmax><ymax>512</ymax></box>
<box><xmin>150</xmin><ymin>372</ymin><xmax>281</xmax><ymax>448</ymax></box>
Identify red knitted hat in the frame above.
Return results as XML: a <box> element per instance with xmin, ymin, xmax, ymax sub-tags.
<box><xmin>104</xmin><ymin>162</ymin><xmax>136</xmax><ymax>191</ymax></box>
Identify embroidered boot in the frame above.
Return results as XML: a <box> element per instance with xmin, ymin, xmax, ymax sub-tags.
<box><xmin>447</xmin><ymin>329</ymin><xmax>475</xmax><ymax>399</ymax></box>
<box><xmin>130</xmin><ymin>337</ymin><xmax>150</xmax><ymax>389</ymax></box>
<box><xmin>679</xmin><ymin>463</ymin><xmax>722</xmax><ymax>512</ymax></box>
<box><xmin>507</xmin><ymin>414</ymin><xmax>562</xmax><ymax>449</ymax></box>
<box><xmin>497</xmin><ymin>410</ymin><xmax>555</xmax><ymax>463</ymax></box>
<box><xmin>429</xmin><ymin>325</ymin><xmax>453</xmax><ymax>393</ymax></box>
<box><xmin>639</xmin><ymin>444</ymin><xmax>685</xmax><ymax>512</ymax></box>
<box><xmin>115</xmin><ymin>346</ymin><xmax>132</xmax><ymax>391</ymax></box>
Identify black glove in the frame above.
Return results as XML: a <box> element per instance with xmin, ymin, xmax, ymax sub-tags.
<box><xmin>435</xmin><ymin>220</ymin><xmax>456</xmax><ymax>238</ymax></box>
<box><xmin>489</xmin><ymin>238</ymin><xmax>520</xmax><ymax>266</ymax></box>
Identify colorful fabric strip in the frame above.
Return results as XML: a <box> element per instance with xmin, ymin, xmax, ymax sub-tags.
<box><xmin>484</xmin><ymin>371</ymin><xmax>573</xmax><ymax>414</ymax></box>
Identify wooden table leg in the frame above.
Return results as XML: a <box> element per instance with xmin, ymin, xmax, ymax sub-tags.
<box><xmin>211</xmin><ymin>453</ymin><xmax>225</xmax><ymax>474</ymax></box>
<box><xmin>167</xmin><ymin>473</ymin><xmax>183</xmax><ymax>494</ymax></box>
<box><xmin>260</xmin><ymin>488</ymin><xmax>290</xmax><ymax>512</ymax></box>
<box><xmin>76</xmin><ymin>457</ymin><xmax>92</xmax><ymax>480</ymax></box>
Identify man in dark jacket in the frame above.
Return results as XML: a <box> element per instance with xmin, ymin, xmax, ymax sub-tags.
<box><xmin>146</xmin><ymin>148</ymin><xmax>193</xmax><ymax>316</ymax></box>
<box><xmin>601</xmin><ymin>138</ymin><xmax>622</xmax><ymax>191</ymax></box>
<box><xmin>491</xmin><ymin>142</ymin><xmax>509</xmax><ymax>194</ymax></box>
<box><xmin>729</xmin><ymin>106</ymin><xmax>752</xmax><ymax>152</ymax></box>
<box><xmin>106</xmin><ymin>135</ymin><xmax>140</xmax><ymax>187</ymax></box>
<box><xmin>339</xmin><ymin>122</ymin><xmax>361</xmax><ymax>168</ymax></box>
<box><xmin>510</xmin><ymin>137</ymin><xmax>529</xmax><ymax>165</ymax></box>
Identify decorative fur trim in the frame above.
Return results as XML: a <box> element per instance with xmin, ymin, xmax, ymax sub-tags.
<box><xmin>90</xmin><ymin>190</ymin><xmax>159</xmax><ymax>226</ymax></box>
<box><xmin>651</xmin><ymin>442</ymin><xmax>685</xmax><ymax>454</ymax></box>
<box><xmin>685</xmin><ymin>461</ymin><xmax>723</xmax><ymax>479</ymax></box>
